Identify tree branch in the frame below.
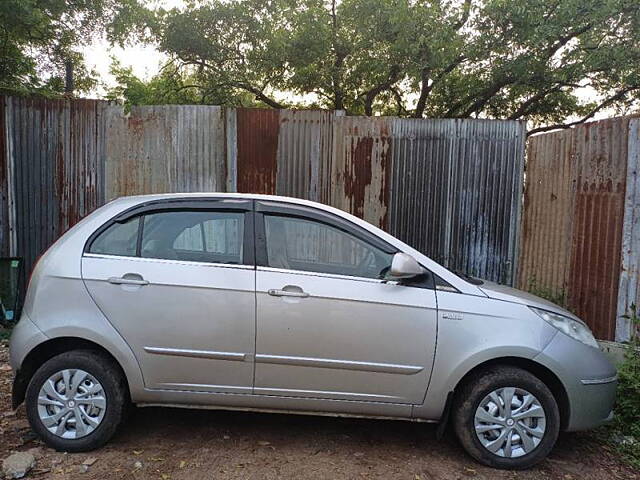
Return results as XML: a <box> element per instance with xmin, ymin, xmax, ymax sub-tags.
<box><xmin>391</xmin><ymin>87</ymin><xmax>407</xmax><ymax>116</ymax></box>
<box><xmin>445</xmin><ymin>23</ymin><xmax>595</xmax><ymax>118</ymax></box>
<box><xmin>362</xmin><ymin>65</ymin><xmax>401</xmax><ymax>116</ymax></box>
<box><xmin>413</xmin><ymin>55</ymin><xmax>465</xmax><ymax>118</ymax></box>
<box><xmin>178</xmin><ymin>57</ymin><xmax>285</xmax><ymax>108</ymax></box>
<box><xmin>452</xmin><ymin>0</ymin><xmax>472</xmax><ymax>30</ymax></box>
<box><xmin>526</xmin><ymin>86</ymin><xmax>640</xmax><ymax>136</ymax></box>
<box><xmin>507</xmin><ymin>84</ymin><xmax>563</xmax><ymax>119</ymax></box>
<box><xmin>234</xmin><ymin>82</ymin><xmax>285</xmax><ymax>109</ymax></box>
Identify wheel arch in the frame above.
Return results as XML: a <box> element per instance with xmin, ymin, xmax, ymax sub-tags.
<box><xmin>452</xmin><ymin>356</ymin><xmax>571</xmax><ymax>431</ymax></box>
<box><xmin>12</xmin><ymin>337</ymin><xmax>131</xmax><ymax>409</ymax></box>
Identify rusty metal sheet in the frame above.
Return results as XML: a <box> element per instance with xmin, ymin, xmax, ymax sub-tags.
<box><xmin>275</xmin><ymin>109</ymin><xmax>334</xmax><ymax>202</ymax></box>
<box><xmin>520</xmin><ymin>117</ymin><xmax>633</xmax><ymax>340</ymax></box>
<box><xmin>568</xmin><ymin>118</ymin><xmax>629</xmax><ymax>340</ymax></box>
<box><xmin>104</xmin><ymin>105</ymin><xmax>227</xmax><ymax>199</ymax></box>
<box><xmin>330</xmin><ymin>116</ymin><xmax>393</xmax><ymax>228</ymax></box>
<box><xmin>4</xmin><ymin>96</ymin><xmax>106</xmax><ymax>296</ymax></box>
<box><xmin>236</xmin><ymin>108</ymin><xmax>280</xmax><ymax>194</ymax></box>
<box><xmin>616</xmin><ymin>118</ymin><xmax>640</xmax><ymax>340</ymax></box>
<box><xmin>518</xmin><ymin>129</ymin><xmax>575</xmax><ymax>301</ymax></box>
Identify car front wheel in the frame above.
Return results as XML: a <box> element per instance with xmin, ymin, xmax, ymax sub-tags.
<box><xmin>25</xmin><ymin>350</ymin><xmax>127</xmax><ymax>451</ymax></box>
<box><xmin>453</xmin><ymin>366</ymin><xmax>560</xmax><ymax>469</ymax></box>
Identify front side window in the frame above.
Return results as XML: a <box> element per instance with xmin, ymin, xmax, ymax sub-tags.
<box><xmin>141</xmin><ymin>211</ymin><xmax>244</xmax><ymax>264</ymax></box>
<box><xmin>264</xmin><ymin>215</ymin><xmax>393</xmax><ymax>279</ymax></box>
<box><xmin>89</xmin><ymin>217</ymin><xmax>140</xmax><ymax>257</ymax></box>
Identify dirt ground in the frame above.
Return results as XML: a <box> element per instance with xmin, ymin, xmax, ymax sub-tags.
<box><xmin>1</xmin><ymin>341</ymin><xmax>638</xmax><ymax>480</ymax></box>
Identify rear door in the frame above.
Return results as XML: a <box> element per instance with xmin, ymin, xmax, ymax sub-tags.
<box><xmin>81</xmin><ymin>199</ymin><xmax>256</xmax><ymax>394</ymax></box>
<box><xmin>253</xmin><ymin>201</ymin><xmax>438</xmax><ymax>404</ymax></box>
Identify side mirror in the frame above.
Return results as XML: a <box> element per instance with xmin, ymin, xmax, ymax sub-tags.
<box><xmin>387</xmin><ymin>252</ymin><xmax>425</xmax><ymax>279</ymax></box>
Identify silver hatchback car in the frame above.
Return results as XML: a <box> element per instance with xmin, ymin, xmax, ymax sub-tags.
<box><xmin>10</xmin><ymin>193</ymin><xmax>616</xmax><ymax>469</ymax></box>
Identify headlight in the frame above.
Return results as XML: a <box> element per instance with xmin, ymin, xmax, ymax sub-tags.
<box><xmin>529</xmin><ymin>307</ymin><xmax>599</xmax><ymax>348</ymax></box>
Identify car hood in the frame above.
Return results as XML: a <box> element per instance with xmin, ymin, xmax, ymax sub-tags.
<box><xmin>478</xmin><ymin>280</ymin><xmax>580</xmax><ymax>320</ymax></box>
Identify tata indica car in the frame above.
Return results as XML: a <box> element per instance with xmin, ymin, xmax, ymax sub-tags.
<box><xmin>9</xmin><ymin>194</ymin><xmax>616</xmax><ymax>469</ymax></box>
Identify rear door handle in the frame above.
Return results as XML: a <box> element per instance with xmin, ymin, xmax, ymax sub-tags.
<box><xmin>108</xmin><ymin>276</ymin><xmax>149</xmax><ymax>286</ymax></box>
<box><xmin>268</xmin><ymin>287</ymin><xmax>309</xmax><ymax>298</ymax></box>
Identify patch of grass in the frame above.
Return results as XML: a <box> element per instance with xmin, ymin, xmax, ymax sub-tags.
<box><xmin>607</xmin><ymin>304</ymin><xmax>640</xmax><ymax>468</ymax></box>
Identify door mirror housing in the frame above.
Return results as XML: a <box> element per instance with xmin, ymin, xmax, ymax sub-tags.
<box><xmin>387</xmin><ymin>253</ymin><xmax>425</xmax><ymax>279</ymax></box>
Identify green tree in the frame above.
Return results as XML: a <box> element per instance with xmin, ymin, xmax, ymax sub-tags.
<box><xmin>113</xmin><ymin>0</ymin><xmax>640</xmax><ymax>132</ymax></box>
<box><xmin>105</xmin><ymin>59</ymin><xmax>259</xmax><ymax>109</ymax></box>
<box><xmin>0</xmin><ymin>0</ymin><xmax>140</xmax><ymax>96</ymax></box>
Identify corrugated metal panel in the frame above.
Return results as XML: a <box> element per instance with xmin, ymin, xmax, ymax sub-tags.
<box><xmin>236</xmin><ymin>108</ymin><xmax>280</xmax><ymax>194</ymax></box>
<box><xmin>389</xmin><ymin>119</ymin><xmax>525</xmax><ymax>284</ymax></box>
<box><xmin>104</xmin><ymin>105</ymin><xmax>227</xmax><ymax>199</ymax></box>
<box><xmin>330</xmin><ymin>116</ymin><xmax>393</xmax><ymax>228</ymax></box>
<box><xmin>518</xmin><ymin>129</ymin><xmax>575</xmax><ymax>301</ymax></box>
<box><xmin>450</xmin><ymin>120</ymin><xmax>526</xmax><ymax>285</ymax></box>
<box><xmin>616</xmin><ymin>118</ymin><xmax>640</xmax><ymax>340</ymax></box>
<box><xmin>389</xmin><ymin>119</ymin><xmax>456</xmax><ymax>267</ymax></box>
<box><xmin>520</xmin><ymin>117</ymin><xmax>632</xmax><ymax>340</ymax></box>
<box><xmin>275</xmin><ymin>109</ymin><xmax>334</xmax><ymax>202</ymax></box>
<box><xmin>0</xmin><ymin>97</ymin><xmax>9</xmax><ymax>256</ymax></box>
<box><xmin>568</xmin><ymin>119</ymin><xmax>628</xmax><ymax>340</ymax></box>
<box><xmin>4</xmin><ymin>96</ymin><xmax>106</xmax><ymax>295</ymax></box>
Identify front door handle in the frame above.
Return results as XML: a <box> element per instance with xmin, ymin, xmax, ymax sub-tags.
<box><xmin>108</xmin><ymin>275</ymin><xmax>149</xmax><ymax>286</ymax></box>
<box><xmin>268</xmin><ymin>286</ymin><xmax>309</xmax><ymax>298</ymax></box>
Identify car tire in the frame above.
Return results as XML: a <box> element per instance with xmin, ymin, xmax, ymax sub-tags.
<box><xmin>452</xmin><ymin>366</ymin><xmax>560</xmax><ymax>470</ymax></box>
<box><xmin>25</xmin><ymin>350</ymin><xmax>127</xmax><ymax>452</ymax></box>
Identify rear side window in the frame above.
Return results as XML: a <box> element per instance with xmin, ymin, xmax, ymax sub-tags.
<box><xmin>141</xmin><ymin>211</ymin><xmax>244</xmax><ymax>264</ymax></box>
<box><xmin>89</xmin><ymin>217</ymin><xmax>140</xmax><ymax>257</ymax></box>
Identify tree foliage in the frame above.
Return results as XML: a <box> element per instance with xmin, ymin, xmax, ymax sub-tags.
<box><xmin>105</xmin><ymin>59</ymin><xmax>259</xmax><ymax>109</ymax></box>
<box><xmin>110</xmin><ymin>0</ymin><xmax>640</xmax><ymax>129</ymax></box>
<box><xmin>0</xmin><ymin>0</ymin><xmax>138</xmax><ymax>96</ymax></box>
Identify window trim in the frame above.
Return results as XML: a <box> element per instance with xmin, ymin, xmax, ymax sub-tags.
<box><xmin>257</xmin><ymin>265</ymin><xmax>391</xmax><ymax>284</ymax></box>
<box><xmin>84</xmin><ymin>199</ymin><xmax>255</xmax><ymax>267</ymax></box>
<box><xmin>83</xmin><ymin>252</ymin><xmax>255</xmax><ymax>271</ymax></box>
<box><xmin>255</xmin><ymin>201</ymin><xmax>396</xmax><ymax>255</ymax></box>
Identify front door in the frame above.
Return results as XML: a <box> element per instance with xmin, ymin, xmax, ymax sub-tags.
<box><xmin>253</xmin><ymin>202</ymin><xmax>438</xmax><ymax>404</ymax></box>
<box><xmin>81</xmin><ymin>200</ymin><xmax>255</xmax><ymax>394</ymax></box>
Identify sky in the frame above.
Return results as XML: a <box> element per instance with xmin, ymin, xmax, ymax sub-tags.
<box><xmin>84</xmin><ymin>39</ymin><xmax>166</xmax><ymax>97</ymax></box>
<box><xmin>83</xmin><ymin>0</ymin><xmax>182</xmax><ymax>97</ymax></box>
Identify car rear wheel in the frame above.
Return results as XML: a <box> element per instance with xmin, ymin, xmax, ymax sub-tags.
<box><xmin>25</xmin><ymin>350</ymin><xmax>127</xmax><ymax>452</ymax></box>
<box><xmin>453</xmin><ymin>366</ymin><xmax>560</xmax><ymax>469</ymax></box>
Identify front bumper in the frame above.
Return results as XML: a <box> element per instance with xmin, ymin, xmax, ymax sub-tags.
<box><xmin>535</xmin><ymin>331</ymin><xmax>617</xmax><ymax>431</ymax></box>
<box><xmin>568</xmin><ymin>377</ymin><xmax>617</xmax><ymax>430</ymax></box>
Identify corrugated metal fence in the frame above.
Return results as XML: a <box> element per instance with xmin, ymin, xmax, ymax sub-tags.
<box><xmin>519</xmin><ymin>117</ymin><xmax>640</xmax><ymax>341</ymax></box>
<box><xmin>1</xmin><ymin>95</ymin><xmax>524</xmax><ymax>324</ymax></box>
<box><xmin>4</xmin><ymin>95</ymin><xmax>638</xmax><ymax>341</ymax></box>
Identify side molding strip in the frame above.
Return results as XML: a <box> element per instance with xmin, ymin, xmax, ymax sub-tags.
<box><xmin>255</xmin><ymin>354</ymin><xmax>424</xmax><ymax>375</ymax></box>
<box><xmin>144</xmin><ymin>347</ymin><xmax>247</xmax><ymax>362</ymax></box>
<box><xmin>580</xmin><ymin>375</ymin><xmax>618</xmax><ymax>385</ymax></box>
